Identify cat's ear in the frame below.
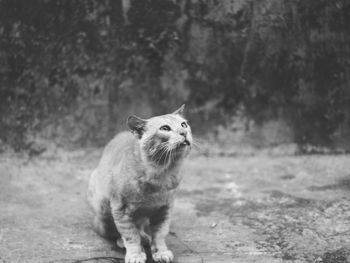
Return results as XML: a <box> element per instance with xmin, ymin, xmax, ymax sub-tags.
<box><xmin>172</xmin><ymin>104</ymin><xmax>185</xmax><ymax>116</ymax></box>
<box><xmin>127</xmin><ymin>115</ymin><xmax>147</xmax><ymax>137</ymax></box>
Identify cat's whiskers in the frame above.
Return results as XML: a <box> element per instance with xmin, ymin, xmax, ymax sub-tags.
<box><xmin>157</xmin><ymin>145</ymin><xmax>170</xmax><ymax>166</ymax></box>
<box><xmin>165</xmin><ymin>143</ymin><xmax>176</xmax><ymax>166</ymax></box>
<box><xmin>154</xmin><ymin>142</ymin><xmax>172</xmax><ymax>166</ymax></box>
<box><xmin>154</xmin><ymin>148</ymin><xmax>165</xmax><ymax>165</ymax></box>
<box><xmin>191</xmin><ymin>137</ymin><xmax>203</xmax><ymax>150</ymax></box>
<box><xmin>153</xmin><ymin>144</ymin><xmax>167</xmax><ymax>164</ymax></box>
<box><xmin>164</xmin><ymin>147</ymin><xmax>172</xmax><ymax>166</ymax></box>
<box><xmin>169</xmin><ymin>146</ymin><xmax>175</xmax><ymax>164</ymax></box>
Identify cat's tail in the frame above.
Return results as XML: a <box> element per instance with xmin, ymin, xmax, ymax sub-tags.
<box><xmin>140</xmin><ymin>222</ymin><xmax>152</xmax><ymax>246</ymax></box>
<box><xmin>93</xmin><ymin>215</ymin><xmax>120</xmax><ymax>240</ymax></box>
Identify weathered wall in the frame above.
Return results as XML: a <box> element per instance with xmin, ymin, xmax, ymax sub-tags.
<box><xmin>0</xmin><ymin>0</ymin><xmax>350</xmax><ymax>151</ymax></box>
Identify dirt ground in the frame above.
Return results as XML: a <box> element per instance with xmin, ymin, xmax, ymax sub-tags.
<box><xmin>0</xmin><ymin>148</ymin><xmax>350</xmax><ymax>263</ymax></box>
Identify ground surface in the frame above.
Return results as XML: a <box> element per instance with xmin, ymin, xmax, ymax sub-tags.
<box><xmin>0</xmin><ymin>149</ymin><xmax>350</xmax><ymax>263</ymax></box>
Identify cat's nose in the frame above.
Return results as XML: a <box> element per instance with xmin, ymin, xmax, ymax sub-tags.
<box><xmin>179</xmin><ymin>130</ymin><xmax>187</xmax><ymax>137</ymax></box>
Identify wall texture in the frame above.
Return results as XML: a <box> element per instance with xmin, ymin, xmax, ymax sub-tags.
<box><xmin>0</xmin><ymin>0</ymin><xmax>350</xmax><ymax>151</ymax></box>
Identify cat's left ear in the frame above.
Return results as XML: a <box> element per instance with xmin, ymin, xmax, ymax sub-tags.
<box><xmin>172</xmin><ymin>104</ymin><xmax>185</xmax><ymax>116</ymax></box>
<box><xmin>127</xmin><ymin>115</ymin><xmax>147</xmax><ymax>138</ymax></box>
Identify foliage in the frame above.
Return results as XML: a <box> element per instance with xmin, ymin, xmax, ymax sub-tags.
<box><xmin>0</xmin><ymin>0</ymin><xmax>350</xmax><ymax>150</ymax></box>
<box><xmin>183</xmin><ymin>0</ymin><xmax>350</xmax><ymax>146</ymax></box>
<box><xmin>0</xmin><ymin>0</ymin><xmax>180</xmax><ymax>149</ymax></box>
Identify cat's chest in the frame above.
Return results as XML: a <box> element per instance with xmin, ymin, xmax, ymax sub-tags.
<box><xmin>140</xmin><ymin>175</ymin><xmax>180</xmax><ymax>193</ymax></box>
<box><xmin>134</xmin><ymin>174</ymin><xmax>180</xmax><ymax>204</ymax></box>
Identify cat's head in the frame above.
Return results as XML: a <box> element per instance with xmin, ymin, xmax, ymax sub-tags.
<box><xmin>127</xmin><ymin>105</ymin><xmax>192</xmax><ymax>167</ymax></box>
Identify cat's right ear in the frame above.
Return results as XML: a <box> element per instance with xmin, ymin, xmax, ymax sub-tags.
<box><xmin>127</xmin><ymin>115</ymin><xmax>147</xmax><ymax>138</ymax></box>
<box><xmin>172</xmin><ymin>104</ymin><xmax>185</xmax><ymax>116</ymax></box>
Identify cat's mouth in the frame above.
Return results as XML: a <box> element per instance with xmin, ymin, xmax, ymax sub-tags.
<box><xmin>180</xmin><ymin>139</ymin><xmax>191</xmax><ymax>147</ymax></box>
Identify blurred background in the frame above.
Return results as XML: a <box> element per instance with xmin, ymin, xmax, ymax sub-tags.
<box><xmin>1</xmin><ymin>0</ymin><xmax>350</xmax><ymax>154</ymax></box>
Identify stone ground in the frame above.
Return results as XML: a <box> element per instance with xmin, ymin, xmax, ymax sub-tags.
<box><xmin>0</xmin><ymin>149</ymin><xmax>350</xmax><ymax>263</ymax></box>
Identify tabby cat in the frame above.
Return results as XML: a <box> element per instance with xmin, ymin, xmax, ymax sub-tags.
<box><xmin>87</xmin><ymin>105</ymin><xmax>192</xmax><ymax>263</ymax></box>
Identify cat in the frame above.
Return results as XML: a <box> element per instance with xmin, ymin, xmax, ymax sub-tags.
<box><xmin>87</xmin><ymin>105</ymin><xmax>192</xmax><ymax>263</ymax></box>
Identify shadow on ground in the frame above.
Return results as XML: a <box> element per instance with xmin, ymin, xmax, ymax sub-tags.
<box><xmin>0</xmin><ymin>149</ymin><xmax>350</xmax><ymax>263</ymax></box>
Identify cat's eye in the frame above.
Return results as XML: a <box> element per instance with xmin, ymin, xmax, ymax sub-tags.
<box><xmin>160</xmin><ymin>125</ymin><xmax>171</xmax><ymax>131</ymax></box>
<box><xmin>181</xmin><ymin>122</ymin><xmax>188</xmax><ymax>128</ymax></box>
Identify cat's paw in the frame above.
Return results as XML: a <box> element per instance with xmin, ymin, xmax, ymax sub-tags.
<box><xmin>152</xmin><ymin>249</ymin><xmax>174</xmax><ymax>263</ymax></box>
<box><xmin>125</xmin><ymin>251</ymin><xmax>147</xmax><ymax>263</ymax></box>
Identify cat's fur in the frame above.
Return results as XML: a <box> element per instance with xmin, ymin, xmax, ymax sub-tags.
<box><xmin>87</xmin><ymin>105</ymin><xmax>192</xmax><ymax>263</ymax></box>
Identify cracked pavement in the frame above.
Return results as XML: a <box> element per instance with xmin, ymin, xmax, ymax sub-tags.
<box><xmin>0</xmin><ymin>150</ymin><xmax>349</xmax><ymax>263</ymax></box>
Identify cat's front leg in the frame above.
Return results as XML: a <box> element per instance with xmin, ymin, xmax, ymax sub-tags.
<box><xmin>111</xmin><ymin>202</ymin><xmax>146</xmax><ymax>263</ymax></box>
<box><xmin>150</xmin><ymin>206</ymin><xmax>174</xmax><ymax>263</ymax></box>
